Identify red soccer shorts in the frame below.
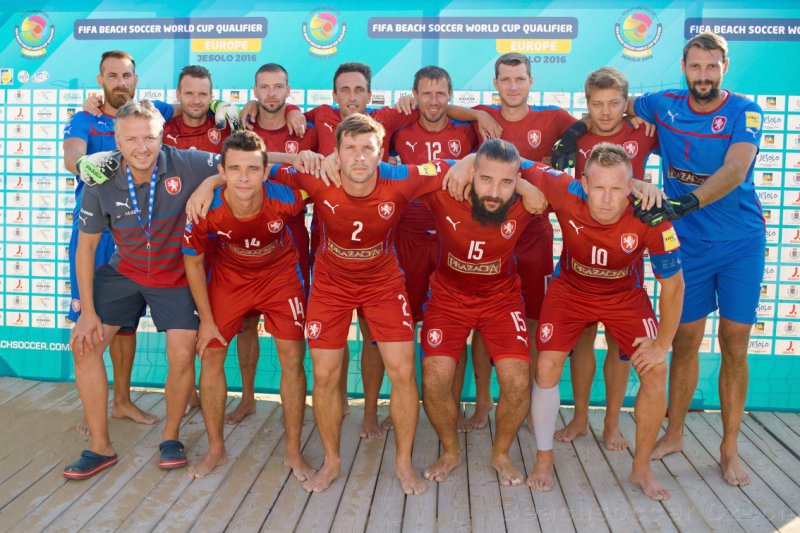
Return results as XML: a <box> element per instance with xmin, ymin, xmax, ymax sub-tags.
<box><xmin>515</xmin><ymin>218</ymin><xmax>554</xmax><ymax>320</ymax></box>
<box><xmin>421</xmin><ymin>277</ymin><xmax>530</xmax><ymax>364</ymax></box>
<box><xmin>287</xmin><ymin>212</ymin><xmax>310</xmax><ymax>298</ymax></box>
<box><xmin>305</xmin><ymin>264</ymin><xmax>415</xmax><ymax>349</ymax></box>
<box><xmin>396</xmin><ymin>229</ymin><xmax>438</xmax><ymax>323</ymax></box>
<box><xmin>536</xmin><ymin>278</ymin><xmax>657</xmax><ymax>359</ymax></box>
<box><xmin>207</xmin><ymin>262</ymin><xmax>307</xmax><ymax>348</ymax></box>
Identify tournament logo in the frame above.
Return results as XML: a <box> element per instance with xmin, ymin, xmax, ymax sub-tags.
<box><xmin>302</xmin><ymin>10</ymin><xmax>346</xmax><ymax>57</ymax></box>
<box><xmin>268</xmin><ymin>219</ymin><xmax>284</xmax><ymax>233</ymax></box>
<box><xmin>527</xmin><ymin>129</ymin><xmax>542</xmax><ymax>149</ymax></box>
<box><xmin>306</xmin><ymin>320</ymin><xmax>322</xmax><ymax>339</ymax></box>
<box><xmin>207</xmin><ymin>128</ymin><xmax>222</xmax><ymax>145</ymax></box>
<box><xmin>285</xmin><ymin>140</ymin><xmax>299</xmax><ymax>154</ymax></box>
<box><xmin>448</xmin><ymin>139</ymin><xmax>462</xmax><ymax>157</ymax></box>
<box><xmin>15</xmin><ymin>12</ymin><xmax>55</xmax><ymax>58</ymax></box>
<box><xmin>622</xmin><ymin>140</ymin><xmax>639</xmax><ymax>158</ymax></box>
<box><xmin>711</xmin><ymin>116</ymin><xmax>727</xmax><ymax>133</ymax></box>
<box><xmin>378</xmin><ymin>201</ymin><xmax>395</xmax><ymax>220</ymax></box>
<box><xmin>427</xmin><ymin>328</ymin><xmax>443</xmax><ymax>347</ymax></box>
<box><xmin>539</xmin><ymin>322</ymin><xmax>554</xmax><ymax>343</ymax></box>
<box><xmin>620</xmin><ymin>233</ymin><xmax>639</xmax><ymax>254</ymax></box>
<box><xmin>614</xmin><ymin>8</ymin><xmax>662</xmax><ymax>62</ymax></box>
<box><xmin>501</xmin><ymin>219</ymin><xmax>516</xmax><ymax>239</ymax></box>
<box><xmin>165</xmin><ymin>177</ymin><xmax>182</xmax><ymax>196</ymax></box>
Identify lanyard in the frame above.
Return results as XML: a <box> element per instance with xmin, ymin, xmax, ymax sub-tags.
<box><xmin>125</xmin><ymin>163</ymin><xmax>158</xmax><ymax>250</ymax></box>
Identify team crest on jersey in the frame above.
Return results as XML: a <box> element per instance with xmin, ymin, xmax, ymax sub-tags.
<box><xmin>165</xmin><ymin>177</ymin><xmax>182</xmax><ymax>195</ymax></box>
<box><xmin>711</xmin><ymin>116</ymin><xmax>727</xmax><ymax>133</ymax></box>
<box><xmin>378</xmin><ymin>202</ymin><xmax>395</xmax><ymax>219</ymax></box>
<box><xmin>501</xmin><ymin>219</ymin><xmax>516</xmax><ymax>239</ymax></box>
<box><xmin>539</xmin><ymin>322</ymin><xmax>553</xmax><ymax>343</ymax></box>
<box><xmin>285</xmin><ymin>140</ymin><xmax>299</xmax><ymax>154</ymax></box>
<box><xmin>427</xmin><ymin>328</ymin><xmax>443</xmax><ymax>347</ymax></box>
<box><xmin>207</xmin><ymin>128</ymin><xmax>222</xmax><ymax>145</ymax></box>
<box><xmin>621</xmin><ymin>233</ymin><xmax>639</xmax><ymax>254</ymax></box>
<box><xmin>527</xmin><ymin>129</ymin><xmax>542</xmax><ymax>149</ymax></box>
<box><xmin>306</xmin><ymin>320</ymin><xmax>322</xmax><ymax>339</ymax></box>
<box><xmin>622</xmin><ymin>141</ymin><xmax>639</xmax><ymax>158</ymax></box>
<box><xmin>268</xmin><ymin>219</ymin><xmax>284</xmax><ymax>233</ymax></box>
<box><xmin>71</xmin><ymin>299</ymin><xmax>80</xmax><ymax>313</ymax></box>
<box><xmin>448</xmin><ymin>139</ymin><xmax>462</xmax><ymax>157</ymax></box>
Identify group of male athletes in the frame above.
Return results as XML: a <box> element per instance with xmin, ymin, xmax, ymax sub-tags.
<box><xmin>64</xmin><ymin>30</ymin><xmax>764</xmax><ymax>502</ymax></box>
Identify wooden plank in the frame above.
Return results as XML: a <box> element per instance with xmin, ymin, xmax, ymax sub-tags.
<box><xmin>551</xmin><ymin>411</ymin><xmax>609</xmax><ymax>533</ymax></box>
<box><xmin>0</xmin><ymin>377</ymin><xmax>38</xmax><ymax>405</ymax></box>
<box><xmin>435</xmin><ymin>427</ymin><xmax>470</xmax><ymax>532</ymax></box>
<box><xmin>586</xmin><ymin>410</ymin><xmax>674</xmax><ymax>533</ymax></box>
<box><xmin>1</xmin><ymin>392</ymin><xmax>164</xmax><ymax>532</ymax></box>
<box><xmin>466</xmin><ymin>405</ymin><xmax>504</xmax><ymax>533</ymax></box>
<box><xmin>773</xmin><ymin>412</ymin><xmax>800</xmax><ymax>439</ymax></box>
<box><xmin>191</xmin><ymin>401</ymin><xmax>313</xmax><ymax>533</ymax></box>
<box><xmin>493</xmin><ymin>411</ymin><xmax>540</xmax><ymax>533</ymax></box>
<box><xmin>567</xmin><ymin>408</ymin><xmax>641</xmax><ymax>533</ymax></box>
<box><xmin>153</xmin><ymin>400</ymin><xmax>277</xmax><ymax>530</ymax></box>
<box><xmin>293</xmin><ymin>405</ymin><xmax>365</xmax><ymax>532</ymax></box>
<box><xmin>113</xmin><ymin>397</ymin><xmax>238</xmax><ymax>532</ymax></box>
<box><xmin>331</xmin><ymin>404</ymin><xmax>390</xmax><ymax>533</ymax></box>
<box><xmin>741</xmin><ymin>415</ymin><xmax>800</xmax><ymax>487</ymax></box>
<box><xmin>516</xmin><ymin>420</ymin><xmax>575</xmax><ymax>533</ymax></box>
<box><xmin>397</xmin><ymin>408</ymin><xmax>438</xmax><ymax>533</ymax></box>
<box><xmin>699</xmin><ymin>412</ymin><xmax>800</xmax><ymax>528</ymax></box>
<box><xmin>750</xmin><ymin>412</ymin><xmax>800</xmax><ymax>460</ymax></box>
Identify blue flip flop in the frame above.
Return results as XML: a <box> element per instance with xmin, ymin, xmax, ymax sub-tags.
<box><xmin>159</xmin><ymin>439</ymin><xmax>188</xmax><ymax>469</ymax></box>
<box><xmin>63</xmin><ymin>450</ymin><xmax>118</xmax><ymax>480</ymax></box>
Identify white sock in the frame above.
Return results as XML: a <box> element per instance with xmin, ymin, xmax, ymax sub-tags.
<box><xmin>532</xmin><ymin>379</ymin><xmax>560</xmax><ymax>452</ymax></box>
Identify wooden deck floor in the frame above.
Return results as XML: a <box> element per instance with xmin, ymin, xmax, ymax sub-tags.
<box><xmin>0</xmin><ymin>377</ymin><xmax>799</xmax><ymax>532</ymax></box>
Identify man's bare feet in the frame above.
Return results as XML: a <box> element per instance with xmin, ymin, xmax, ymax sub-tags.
<box><xmin>468</xmin><ymin>403</ymin><xmax>492</xmax><ymax>430</ymax></box>
<box><xmin>457</xmin><ymin>411</ymin><xmax>471</xmax><ymax>433</ymax></box>
<box><xmin>422</xmin><ymin>450</ymin><xmax>462</xmax><ymax>482</ymax></box>
<box><xmin>554</xmin><ymin>416</ymin><xmax>588</xmax><ymax>443</ymax></box>
<box><xmin>602</xmin><ymin>422</ymin><xmax>629</xmax><ymax>451</ymax></box>
<box><xmin>284</xmin><ymin>453</ymin><xmax>317</xmax><ymax>482</ymax></box>
<box><xmin>302</xmin><ymin>460</ymin><xmax>340</xmax><ymax>493</ymax></box>
<box><xmin>629</xmin><ymin>465</ymin><xmax>671</xmax><ymax>500</ymax></box>
<box><xmin>75</xmin><ymin>419</ymin><xmax>91</xmax><ymax>437</ymax></box>
<box><xmin>188</xmin><ymin>448</ymin><xmax>228</xmax><ymax>479</ymax></box>
<box><xmin>359</xmin><ymin>414</ymin><xmax>384</xmax><ymax>439</ymax></box>
<box><xmin>491</xmin><ymin>453</ymin><xmax>525</xmax><ymax>486</ymax></box>
<box><xmin>527</xmin><ymin>451</ymin><xmax>554</xmax><ymax>492</ymax></box>
<box><xmin>650</xmin><ymin>432</ymin><xmax>683</xmax><ymax>460</ymax></box>
<box><xmin>720</xmin><ymin>444</ymin><xmax>751</xmax><ymax>486</ymax></box>
<box><xmin>397</xmin><ymin>462</ymin><xmax>427</xmax><ymax>495</ymax></box>
<box><xmin>185</xmin><ymin>390</ymin><xmax>200</xmax><ymax>416</ymax></box>
<box><xmin>380</xmin><ymin>415</ymin><xmax>393</xmax><ymax>431</ymax></box>
<box><xmin>111</xmin><ymin>401</ymin><xmax>158</xmax><ymax>425</ymax></box>
<box><xmin>224</xmin><ymin>400</ymin><xmax>256</xmax><ymax>425</ymax></box>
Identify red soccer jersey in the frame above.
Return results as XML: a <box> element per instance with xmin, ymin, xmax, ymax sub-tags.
<box><xmin>182</xmin><ymin>181</ymin><xmax>306</xmax><ymax>274</ymax></box>
<box><xmin>523</xmin><ymin>162</ymin><xmax>681</xmax><ymax>295</ymax></box>
<box><xmin>163</xmin><ymin>115</ymin><xmax>230</xmax><ymax>154</ymax></box>
<box><xmin>269</xmin><ymin>160</ymin><xmax>448</xmax><ymax>276</ymax></box>
<box><xmin>304</xmin><ymin>104</ymin><xmax>419</xmax><ymax>158</ymax></box>
<box><xmin>421</xmin><ymin>188</ymin><xmax>534</xmax><ymax>295</ymax></box>
<box><xmin>392</xmin><ymin>119</ymin><xmax>479</xmax><ymax>235</ymax></box>
<box><xmin>473</xmin><ymin>104</ymin><xmax>576</xmax><ymax>161</ymax></box>
<box><xmin>575</xmin><ymin>123</ymin><xmax>658</xmax><ymax>180</ymax></box>
<box><xmin>251</xmin><ymin>121</ymin><xmax>319</xmax><ymax>154</ymax></box>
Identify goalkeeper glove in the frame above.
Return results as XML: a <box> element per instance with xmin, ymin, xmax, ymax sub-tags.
<box><xmin>76</xmin><ymin>150</ymin><xmax>120</xmax><ymax>186</ymax></box>
<box><xmin>633</xmin><ymin>193</ymin><xmax>700</xmax><ymax>226</ymax></box>
<box><xmin>550</xmin><ymin>120</ymin><xmax>588</xmax><ymax>170</ymax></box>
<box><xmin>209</xmin><ymin>99</ymin><xmax>242</xmax><ymax>131</ymax></box>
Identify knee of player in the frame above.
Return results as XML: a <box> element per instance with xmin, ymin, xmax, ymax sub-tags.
<box><xmin>501</xmin><ymin>371</ymin><xmax>531</xmax><ymax>399</ymax></box>
<box><xmin>535</xmin><ymin>356</ymin><xmax>563</xmax><ymax>387</ymax></box>
<box><xmin>167</xmin><ymin>347</ymin><xmax>197</xmax><ymax>369</ymax></box>
<box><xmin>639</xmin><ymin>362</ymin><xmax>667</xmax><ymax>390</ymax></box>
<box><xmin>717</xmin><ymin>327</ymin><xmax>752</xmax><ymax>358</ymax></box>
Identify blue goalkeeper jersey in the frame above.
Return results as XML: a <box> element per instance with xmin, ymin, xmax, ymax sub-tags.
<box><xmin>634</xmin><ymin>89</ymin><xmax>764</xmax><ymax>241</ymax></box>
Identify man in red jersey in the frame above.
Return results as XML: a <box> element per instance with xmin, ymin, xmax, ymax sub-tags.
<box><xmin>556</xmin><ymin>67</ymin><xmax>659</xmax><ymax>451</ymax></box>
<box><xmin>418</xmin><ymin>139</ymin><xmax>544</xmax><ymax>485</ymax></box>
<box><xmin>268</xmin><ymin>114</ymin><xmax>465</xmax><ymax>495</ymax></box>
<box><xmin>182</xmin><ymin>131</ymin><xmax>315</xmax><ymax>481</ymax></box>
<box><xmin>391</xmin><ymin>65</ymin><xmax>479</xmax><ymax>432</ymax></box>
<box><xmin>527</xmin><ymin>143</ymin><xmax>684</xmax><ymax>501</ymax></box>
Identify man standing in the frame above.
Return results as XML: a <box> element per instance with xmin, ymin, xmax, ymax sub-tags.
<box><xmin>182</xmin><ymin>131</ymin><xmax>315</xmax><ymax>481</ymax></box>
<box><xmin>65</xmin><ymin>100</ymin><xmax>220</xmax><ymax>479</ymax></box>
<box><xmin>527</xmin><ymin>143</ymin><xmax>684</xmax><ymax>501</ymax></box>
<box><xmin>630</xmin><ymin>32</ymin><xmax>764</xmax><ymax>486</ymax></box>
